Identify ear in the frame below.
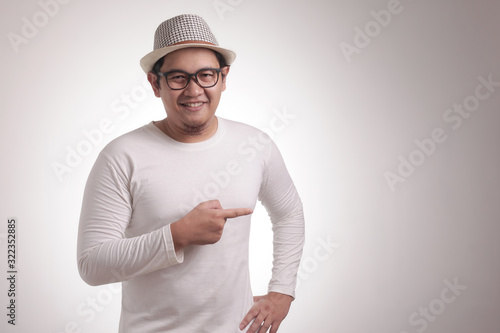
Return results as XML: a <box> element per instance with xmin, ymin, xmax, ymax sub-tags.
<box><xmin>221</xmin><ymin>66</ymin><xmax>230</xmax><ymax>92</ymax></box>
<box><xmin>147</xmin><ymin>72</ymin><xmax>161</xmax><ymax>97</ymax></box>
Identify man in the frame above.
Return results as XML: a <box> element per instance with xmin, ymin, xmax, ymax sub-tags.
<box><xmin>77</xmin><ymin>14</ymin><xmax>304</xmax><ymax>333</ymax></box>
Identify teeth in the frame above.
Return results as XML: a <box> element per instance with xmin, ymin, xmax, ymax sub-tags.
<box><xmin>184</xmin><ymin>102</ymin><xmax>203</xmax><ymax>107</ymax></box>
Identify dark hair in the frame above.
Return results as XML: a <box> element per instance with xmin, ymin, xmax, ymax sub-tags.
<box><xmin>152</xmin><ymin>50</ymin><xmax>228</xmax><ymax>88</ymax></box>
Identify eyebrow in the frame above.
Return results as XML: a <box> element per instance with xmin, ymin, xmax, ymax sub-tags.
<box><xmin>161</xmin><ymin>66</ymin><xmax>218</xmax><ymax>73</ymax></box>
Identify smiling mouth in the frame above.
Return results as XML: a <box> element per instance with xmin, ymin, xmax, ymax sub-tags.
<box><xmin>181</xmin><ymin>102</ymin><xmax>204</xmax><ymax>107</ymax></box>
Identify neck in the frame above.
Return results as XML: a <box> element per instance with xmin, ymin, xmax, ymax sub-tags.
<box><xmin>156</xmin><ymin>116</ymin><xmax>218</xmax><ymax>143</ymax></box>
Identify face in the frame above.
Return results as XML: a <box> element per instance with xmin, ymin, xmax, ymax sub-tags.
<box><xmin>147</xmin><ymin>48</ymin><xmax>229</xmax><ymax>138</ymax></box>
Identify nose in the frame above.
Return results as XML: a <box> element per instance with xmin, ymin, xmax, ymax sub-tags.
<box><xmin>183</xmin><ymin>74</ymin><xmax>204</xmax><ymax>96</ymax></box>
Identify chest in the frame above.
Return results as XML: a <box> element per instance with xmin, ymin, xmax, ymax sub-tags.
<box><xmin>125</xmin><ymin>150</ymin><xmax>264</xmax><ymax>236</ymax></box>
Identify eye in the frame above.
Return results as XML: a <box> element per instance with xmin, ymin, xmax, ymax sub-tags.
<box><xmin>197</xmin><ymin>70</ymin><xmax>217</xmax><ymax>82</ymax></box>
<box><xmin>167</xmin><ymin>72</ymin><xmax>187</xmax><ymax>82</ymax></box>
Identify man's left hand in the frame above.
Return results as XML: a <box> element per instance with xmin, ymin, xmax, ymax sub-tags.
<box><xmin>239</xmin><ymin>292</ymin><xmax>293</xmax><ymax>333</ymax></box>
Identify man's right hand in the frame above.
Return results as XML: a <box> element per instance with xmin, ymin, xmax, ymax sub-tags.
<box><xmin>171</xmin><ymin>200</ymin><xmax>253</xmax><ymax>251</ymax></box>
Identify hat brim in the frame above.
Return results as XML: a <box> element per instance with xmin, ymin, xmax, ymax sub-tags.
<box><xmin>140</xmin><ymin>43</ymin><xmax>236</xmax><ymax>73</ymax></box>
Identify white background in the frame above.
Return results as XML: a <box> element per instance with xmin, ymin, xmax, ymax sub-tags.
<box><xmin>1</xmin><ymin>0</ymin><xmax>499</xmax><ymax>332</ymax></box>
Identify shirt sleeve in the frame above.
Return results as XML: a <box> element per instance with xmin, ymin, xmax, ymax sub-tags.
<box><xmin>258</xmin><ymin>138</ymin><xmax>305</xmax><ymax>299</ymax></box>
<box><xmin>77</xmin><ymin>149</ymin><xmax>184</xmax><ymax>286</ymax></box>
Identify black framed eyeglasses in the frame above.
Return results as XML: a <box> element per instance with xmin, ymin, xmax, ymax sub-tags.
<box><xmin>157</xmin><ymin>68</ymin><xmax>222</xmax><ymax>90</ymax></box>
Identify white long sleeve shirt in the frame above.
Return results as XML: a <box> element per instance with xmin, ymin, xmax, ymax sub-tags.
<box><xmin>77</xmin><ymin>117</ymin><xmax>305</xmax><ymax>332</ymax></box>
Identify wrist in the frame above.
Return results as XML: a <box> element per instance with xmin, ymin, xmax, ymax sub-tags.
<box><xmin>269</xmin><ymin>292</ymin><xmax>293</xmax><ymax>302</ymax></box>
<box><xmin>171</xmin><ymin>218</ymin><xmax>189</xmax><ymax>251</ymax></box>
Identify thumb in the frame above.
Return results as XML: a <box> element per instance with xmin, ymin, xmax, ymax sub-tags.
<box><xmin>253</xmin><ymin>295</ymin><xmax>265</xmax><ymax>303</ymax></box>
<box><xmin>201</xmin><ymin>199</ymin><xmax>222</xmax><ymax>210</ymax></box>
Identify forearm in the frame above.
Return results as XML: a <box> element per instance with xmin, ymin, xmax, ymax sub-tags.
<box><xmin>77</xmin><ymin>223</ymin><xmax>182</xmax><ymax>286</ymax></box>
<box><xmin>268</xmin><ymin>202</ymin><xmax>305</xmax><ymax>298</ymax></box>
<box><xmin>259</xmin><ymin>139</ymin><xmax>305</xmax><ymax>299</ymax></box>
<box><xmin>77</xmin><ymin>149</ymin><xmax>184</xmax><ymax>286</ymax></box>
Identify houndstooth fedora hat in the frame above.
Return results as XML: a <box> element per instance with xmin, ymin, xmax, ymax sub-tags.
<box><xmin>140</xmin><ymin>14</ymin><xmax>236</xmax><ymax>73</ymax></box>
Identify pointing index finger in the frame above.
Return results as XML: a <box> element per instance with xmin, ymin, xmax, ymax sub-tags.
<box><xmin>221</xmin><ymin>208</ymin><xmax>253</xmax><ymax>219</ymax></box>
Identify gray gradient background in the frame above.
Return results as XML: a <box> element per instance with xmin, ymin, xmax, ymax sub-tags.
<box><xmin>1</xmin><ymin>0</ymin><xmax>499</xmax><ymax>332</ymax></box>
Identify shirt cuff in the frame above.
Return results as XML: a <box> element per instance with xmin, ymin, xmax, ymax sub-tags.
<box><xmin>162</xmin><ymin>224</ymin><xmax>184</xmax><ymax>266</ymax></box>
<box><xmin>268</xmin><ymin>285</ymin><xmax>296</xmax><ymax>300</ymax></box>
